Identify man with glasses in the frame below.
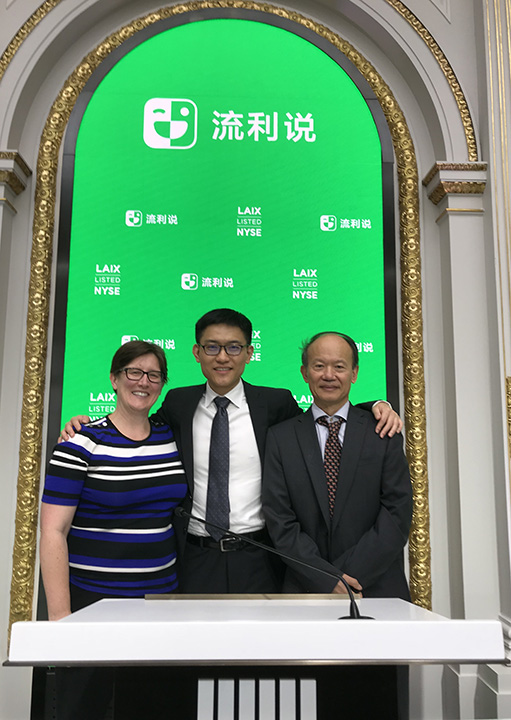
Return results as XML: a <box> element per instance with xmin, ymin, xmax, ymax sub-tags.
<box><xmin>152</xmin><ymin>308</ymin><xmax>402</xmax><ymax>594</ymax></box>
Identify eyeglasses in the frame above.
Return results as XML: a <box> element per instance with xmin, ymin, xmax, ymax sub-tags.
<box><xmin>122</xmin><ymin>367</ymin><xmax>164</xmax><ymax>383</ymax></box>
<box><xmin>198</xmin><ymin>343</ymin><xmax>249</xmax><ymax>356</ymax></box>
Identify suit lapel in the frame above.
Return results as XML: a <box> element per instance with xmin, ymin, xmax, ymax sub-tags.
<box><xmin>243</xmin><ymin>381</ymin><xmax>267</xmax><ymax>460</ymax></box>
<box><xmin>179</xmin><ymin>384</ymin><xmax>206</xmax><ymax>493</ymax></box>
<box><xmin>296</xmin><ymin>409</ymin><xmax>331</xmax><ymax>527</ymax></box>
<box><xmin>332</xmin><ymin>404</ymin><xmax>367</xmax><ymax>526</ymax></box>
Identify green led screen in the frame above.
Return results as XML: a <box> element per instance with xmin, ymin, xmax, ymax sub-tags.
<box><xmin>54</xmin><ymin>14</ymin><xmax>396</xmax><ymax>423</ymax></box>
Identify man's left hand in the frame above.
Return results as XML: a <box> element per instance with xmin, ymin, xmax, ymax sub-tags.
<box><xmin>332</xmin><ymin>573</ymin><xmax>362</xmax><ymax>595</ymax></box>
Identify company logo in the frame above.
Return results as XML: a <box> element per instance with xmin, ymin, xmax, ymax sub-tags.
<box><xmin>144</xmin><ymin>99</ymin><xmax>198</xmax><ymax>149</ymax></box>
<box><xmin>94</xmin><ymin>263</ymin><xmax>121</xmax><ymax>297</ymax></box>
<box><xmin>237</xmin><ymin>205</ymin><xmax>262</xmax><ymax>237</ymax></box>
<box><xmin>125</xmin><ymin>210</ymin><xmax>143</xmax><ymax>227</ymax></box>
<box><xmin>121</xmin><ymin>334</ymin><xmax>176</xmax><ymax>350</ymax></box>
<box><xmin>292</xmin><ymin>268</ymin><xmax>318</xmax><ymax>300</ymax></box>
<box><xmin>181</xmin><ymin>273</ymin><xmax>198</xmax><ymax>290</ymax></box>
<box><xmin>320</xmin><ymin>215</ymin><xmax>373</xmax><ymax>232</ymax></box>
<box><xmin>320</xmin><ymin>215</ymin><xmax>337</xmax><ymax>231</ymax></box>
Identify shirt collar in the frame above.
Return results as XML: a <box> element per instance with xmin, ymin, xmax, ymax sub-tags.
<box><xmin>205</xmin><ymin>379</ymin><xmax>244</xmax><ymax>409</ymax></box>
<box><xmin>311</xmin><ymin>400</ymin><xmax>350</xmax><ymax>423</ymax></box>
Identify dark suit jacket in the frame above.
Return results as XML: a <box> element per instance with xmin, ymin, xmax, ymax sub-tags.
<box><xmin>153</xmin><ymin>380</ymin><xmax>302</xmax><ymax>549</ymax></box>
<box><xmin>262</xmin><ymin>405</ymin><xmax>413</xmax><ymax>599</ymax></box>
<box><xmin>155</xmin><ymin>380</ymin><xmax>301</xmax><ymax>486</ymax></box>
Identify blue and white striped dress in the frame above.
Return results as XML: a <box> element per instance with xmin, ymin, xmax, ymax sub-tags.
<box><xmin>42</xmin><ymin>416</ymin><xmax>187</xmax><ymax>597</ymax></box>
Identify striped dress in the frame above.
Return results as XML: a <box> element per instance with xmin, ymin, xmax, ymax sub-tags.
<box><xmin>42</xmin><ymin>416</ymin><xmax>187</xmax><ymax>597</ymax></box>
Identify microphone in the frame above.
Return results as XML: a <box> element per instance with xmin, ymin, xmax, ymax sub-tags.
<box><xmin>174</xmin><ymin>506</ymin><xmax>372</xmax><ymax>620</ymax></box>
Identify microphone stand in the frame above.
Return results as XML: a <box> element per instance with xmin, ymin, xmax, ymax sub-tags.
<box><xmin>175</xmin><ymin>507</ymin><xmax>373</xmax><ymax>620</ymax></box>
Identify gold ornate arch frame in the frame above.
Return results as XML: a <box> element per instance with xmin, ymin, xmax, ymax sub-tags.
<box><xmin>8</xmin><ymin>1</ymin><xmax>432</xmax><ymax>633</ymax></box>
<box><xmin>0</xmin><ymin>0</ymin><xmax>479</xmax><ymax>162</ymax></box>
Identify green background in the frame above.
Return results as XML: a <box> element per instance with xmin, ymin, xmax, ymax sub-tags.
<box><xmin>60</xmin><ymin>18</ymin><xmax>388</xmax><ymax>420</ymax></box>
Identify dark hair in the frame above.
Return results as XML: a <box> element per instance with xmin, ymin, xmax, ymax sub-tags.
<box><xmin>195</xmin><ymin>308</ymin><xmax>253</xmax><ymax>345</ymax></box>
<box><xmin>110</xmin><ymin>340</ymin><xmax>168</xmax><ymax>384</ymax></box>
<box><xmin>301</xmin><ymin>332</ymin><xmax>359</xmax><ymax>368</ymax></box>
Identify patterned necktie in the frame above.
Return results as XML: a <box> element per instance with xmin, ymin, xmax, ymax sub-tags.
<box><xmin>206</xmin><ymin>396</ymin><xmax>231</xmax><ymax>540</ymax></box>
<box><xmin>316</xmin><ymin>416</ymin><xmax>344</xmax><ymax>515</ymax></box>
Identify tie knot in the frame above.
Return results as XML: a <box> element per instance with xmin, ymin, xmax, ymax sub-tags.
<box><xmin>316</xmin><ymin>415</ymin><xmax>344</xmax><ymax>432</ymax></box>
<box><xmin>214</xmin><ymin>396</ymin><xmax>230</xmax><ymax>410</ymax></box>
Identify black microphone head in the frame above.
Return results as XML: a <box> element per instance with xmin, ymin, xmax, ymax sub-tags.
<box><xmin>174</xmin><ymin>506</ymin><xmax>187</xmax><ymax>518</ymax></box>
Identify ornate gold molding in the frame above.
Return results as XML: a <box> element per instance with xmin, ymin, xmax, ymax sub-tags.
<box><xmin>435</xmin><ymin>208</ymin><xmax>484</xmax><ymax>224</ymax></box>
<box><xmin>423</xmin><ymin>162</ymin><xmax>488</xmax><ymax>187</ymax></box>
<box><xmin>1</xmin><ymin>1</ymin><xmax>478</xmax><ymax>163</ymax></box>
<box><xmin>0</xmin><ymin>152</ymin><xmax>32</xmax><ymax>218</ymax></box>
<box><xmin>0</xmin><ymin>1</ymin><xmax>63</xmax><ymax>82</ymax></box>
<box><xmin>0</xmin><ymin>169</ymin><xmax>25</xmax><ymax>195</ymax></box>
<box><xmin>428</xmin><ymin>180</ymin><xmax>486</xmax><ymax>206</ymax></box>
<box><xmin>386</xmin><ymin>0</ymin><xmax>478</xmax><ymax>161</ymax></box>
<box><xmin>9</xmin><ymin>1</ymin><xmax>431</xmax><ymax>633</ymax></box>
<box><xmin>0</xmin><ymin>152</ymin><xmax>32</xmax><ymax>196</ymax></box>
<box><xmin>0</xmin><ymin>151</ymin><xmax>32</xmax><ymax>177</ymax></box>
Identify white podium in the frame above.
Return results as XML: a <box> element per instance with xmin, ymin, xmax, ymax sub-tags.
<box><xmin>7</xmin><ymin>596</ymin><xmax>506</xmax><ymax>719</ymax></box>
<box><xmin>8</xmin><ymin>596</ymin><xmax>505</xmax><ymax>666</ymax></box>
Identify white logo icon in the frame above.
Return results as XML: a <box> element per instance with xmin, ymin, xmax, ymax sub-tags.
<box><xmin>320</xmin><ymin>215</ymin><xmax>337</xmax><ymax>231</ymax></box>
<box><xmin>121</xmin><ymin>335</ymin><xmax>139</xmax><ymax>344</ymax></box>
<box><xmin>181</xmin><ymin>273</ymin><xmax>198</xmax><ymax>290</ymax></box>
<box><xmin>126</xmin><ymin>210</ymin><xmax>143</xmax><ymax>227</ymax></box>
<box><xmin>144</xmin><ymin>99</ymin><xmax>198</xmax><ymax>149</ymax></box>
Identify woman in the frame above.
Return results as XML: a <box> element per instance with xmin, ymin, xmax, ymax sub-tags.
<box><xmin>40</xmin><ymin>340</ymin><xmax>187</xmax><ymax>719</ymax></box>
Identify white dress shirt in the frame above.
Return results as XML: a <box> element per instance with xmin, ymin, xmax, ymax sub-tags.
<box><xmin>311</xmin><ymin>401</ymin><xmax>350</xmax><ymax>459</ymax></box>
<box><xmin>189</xmin><ymin>380</ymin><xmax>263</xmax><ymax>536</ymax></box>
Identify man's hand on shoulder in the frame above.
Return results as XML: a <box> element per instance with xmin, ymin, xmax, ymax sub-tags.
<box><xmin>372</xmin><ymin>402</ymin><xmax>403</xmax><ymax>438</ymax></box>
<box><xmin>58</xmin><ymin>415</ymin><xmax>90</xmax><ymax>443</ymax></box>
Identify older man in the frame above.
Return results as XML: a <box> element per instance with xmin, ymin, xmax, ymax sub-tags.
<box><xmin>262</xmin><ymin>331</ymin><xmax>413</xmax><ymax>719</ymax></box>
<box><xmin>262</xmin><ymin>330</ymin><xmax>412</xmax><ymax>597</ymax></box>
